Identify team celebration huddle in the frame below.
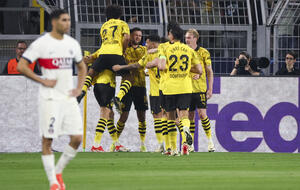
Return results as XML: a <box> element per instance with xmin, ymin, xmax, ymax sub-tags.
<box><xmin>77</xmin><ymin>4</ymin><xmax>215</xmax><ymax>156</ymax></box>
<box><xmin>18</xmin><ymin>4</ymin><xmax>215</xmax><ymax>190</ymax></box>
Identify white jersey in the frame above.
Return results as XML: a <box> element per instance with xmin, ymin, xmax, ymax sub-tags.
<box><xmin>22</xmin><ymin>33</ymin><xmax>83</xmax><ymax>99</ymax></box>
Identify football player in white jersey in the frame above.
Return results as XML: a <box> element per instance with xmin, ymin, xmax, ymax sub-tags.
<box><xmin>17</xmin><ymin>9</ymin><xmax>87</xmax><ymax>190</ymax></box>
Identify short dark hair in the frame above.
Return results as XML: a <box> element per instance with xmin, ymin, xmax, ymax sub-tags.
<box><xmin>130</xmin><ymin>27</ymin><xmax>142</xmax><ymax>34</ymax></box>
<box><xmin>239</xmin><ymin>51</ymin><xmax>251</xmax><ymax>60</ymax></box>
<box><xmin>167</xmin><ymin>21</ymin><xmax>179</xmax><ymax>33</ymax></box>
<box><xmin>50</xmin><ymin>9</ymin><xmax>68</xmax><ymax>21</ymax></box>
<box><xmin>146</xmin><ymin>35</ymin><xmax>161</xmax><ymax>43</ymax></box>
<box><xmin>16</xmin><ymin>40</ymin><xmax>27</xmax><ymax>47</ymax></box>
<box><xmin>169</xmin><ymin>25</ymin><xmax>183</xmax><ymax>40</ymax></box>
<box><xmin>160</xmin><ymin>37</ymin><xmax>168</xmax><ymax>43</ymax></box>
<box><xmin>286</xmin><ymin>51</ymin><xmax>297</xmax><ymax>59</ymax></box>
<box><xmin>106</xmin><ymin>5</ymin><xmax>123</xmax><ymax>20</ymax></box>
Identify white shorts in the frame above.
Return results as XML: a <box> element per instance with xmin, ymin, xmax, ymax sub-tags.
<box><xmin>39</xmin><ymin>97</ymin><xmax>83</xmax><ymax>138</ymax></box>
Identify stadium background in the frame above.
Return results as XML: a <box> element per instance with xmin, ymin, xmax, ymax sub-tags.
<box><xmin>0</xmin><ymin>0</ymin><xmax>300</xmax><ymax>153</ymax></box>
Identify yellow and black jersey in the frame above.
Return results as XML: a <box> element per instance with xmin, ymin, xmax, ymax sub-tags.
<box><xmin>159</xmin><ymin>41</ymin><xmax>201</xmax><ymax>95</ymax></box>
<box><xmin>93</xmin><ymin>69</ymin><xmax>116</xmax><ymax>88</ymax></box>
<box><xmin>191</xmin><ymin>46</ymin><xmax>212</xmax><ymax>93</ymax></box>
<box><xmin>157</xmin><ymin>41</ymin><xmax>171</xmax><ymax>91</ymax></box>
<box><xmin>138</xmin><ymin>51</ymin><xmax>160</xmax><ymax>96</ymax></box>
<box><xmin>124</xmin><ymin>45</ymin><xmax>147</xmax><ymax>87</ymax></box>
<box><xmin>97</xmin><ymin>19</ymin><xmax>130</xmax><ymax>56</ymax></box>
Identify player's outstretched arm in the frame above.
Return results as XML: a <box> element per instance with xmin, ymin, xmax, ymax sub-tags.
<box><xmin>112</xmin><ymin>63</ymin><xmax>140</xmax><ymax>72</ymax></box>
<box><xmin>157</xmin><ymin>58</ymin><xmax>167</xmax><ymax>71</ymax></box>
<box><xmin>17</xmin><ymin>58</ymin><xmax>57</xmax><ymax>87</ymax></box>
<box><xmin>190</xmin><ymin>64</ymin><xmax>202</xmax><ymax>75</ymax></box>
<box><xmin>70</xmin><ymin>61</ymin><xmax>87</xmax><ymax>97</ymax></box>
<box><xmin>146</xmin><ymin>58</ymin><xmax>159</xmax><ymax>69</ymax></box>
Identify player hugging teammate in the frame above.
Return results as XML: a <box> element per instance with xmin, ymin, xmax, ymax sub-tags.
<box><xmin>78</xmin><ymin>5</ymin><xmax>215</xmax><ymax>155</ymax></box>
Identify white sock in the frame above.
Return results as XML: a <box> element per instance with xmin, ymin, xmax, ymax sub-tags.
<box><xmin>42</xmin><ymin>154</ymin><xmax>58</xmax><ymax>186</ymax></box>
<box><xmin>55</xmin><ymin>145</ymin><xmax>77</xmax><ymax>174</ymax></box>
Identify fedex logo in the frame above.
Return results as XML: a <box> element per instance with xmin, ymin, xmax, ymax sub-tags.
<box><xmin>201</xmin><ymin>77</ymin><xmax>300</xmax><ymax>153</ymax></box>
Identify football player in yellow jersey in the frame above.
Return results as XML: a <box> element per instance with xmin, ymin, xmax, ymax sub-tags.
<box><xmin>185</xmin><ymin>29</ymin><xmax>215</xmax><ymax>152</ymax></box>
<box><xmin>156</xmin><ymin>23</ymin><xmax>203</xmax><ymax>156</ymax></box>
<box><xmin>77</xmin><ymin>5</ymin><xmax>133</xmax><ymax>113</ymax></box>
<box><xmin>83</xmin><ymin>51</ymin><xmax>128</xmax><ymax>152</ymax></box>
<box><xmin>113</xmin><ymin>28</ymin><xmax>148</xmax><ymax>152</ymax></box>
<box><xmin>113</xmin><ymin>35</ymin><xmax>165</xmax><ymax>153</ymax></box>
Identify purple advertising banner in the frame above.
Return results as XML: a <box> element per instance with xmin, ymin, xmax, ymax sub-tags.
<box><xmin>194</xmin><ymin>77</ymin><xmax>300</xmax><ymax>153</ymax></box>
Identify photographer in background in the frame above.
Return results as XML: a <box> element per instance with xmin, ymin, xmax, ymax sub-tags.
<box><xmin>276</xmin><ymin>51</ymin><xmax>300</xmax><ymax>76</ymax></box>
<box><xmin>230</xmin><ymin>51</ymin><xmax>269</xmax><ymax>76</ymax></box>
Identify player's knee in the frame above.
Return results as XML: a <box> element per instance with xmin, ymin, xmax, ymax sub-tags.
<box><xmin>188</xmin><ymin>111</ymin><xmax>195</xmax><ymax>120</ymax></box>
<box><xmin>100</xmin><ymin>107</ymin><xmax>110</xmax><ymax>119</ymax></box>
<box><xmin>119</xmin><ymin>112</ymin><xmax>129</xmax><ymax>122</ymax></box>
<box><xmin>198</xmin><ymin>111</ymin><xmax>207</xmax><ymax>120</ymax></box>
<box><xmin>70</xmin><ymin>135</ymin><xmax>82</xmax><ymax>148</ymax></box>
<box><xmin>137</xmin><ymin>111</ymin><xmax>145</xmax><ymax>122</ymax></box>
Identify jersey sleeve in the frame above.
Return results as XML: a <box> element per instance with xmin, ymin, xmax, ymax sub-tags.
<box><xmin>74</xmin><ymin>40</ymin><xmax>83</xmax><ymax>63</ymax></box>
<box><xmin>158</xmin><ymin>44</ymin><xmax>166</xmax><ymax>59</ymax></box>
<box><xmin>122</xmin><ymin>22</ymin><xmax>130</xmax><ymax>35</ymax></box>
<box><xmin>138</xmin><ymin>54</ymin><xmax>148</xmax><ymax>68</ymax></box>
<box><xmin>203</xmin><ymin>49</ymin><xmax>212</xmax><ymax>66</ymax></box>
<box><xmin>22</xmin><ymin>40</ymin><xmax>41</xmax><ymax>63</ymax></box>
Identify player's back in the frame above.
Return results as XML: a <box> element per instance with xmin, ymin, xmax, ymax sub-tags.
<box><xmin>162</xmin><ymin>41</ymin><xmax>200</xmax><ymax>95</ymax></box>
<box><xmin>98</xmin><ymin>19</ymin><xmax>130</xmax><ymax>56</ymax></box>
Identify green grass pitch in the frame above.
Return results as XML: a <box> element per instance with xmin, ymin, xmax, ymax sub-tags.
<box><xmin>0</xmin><ymin>152</ymin><xmax>300</xmax><ymax>190</ymax></box>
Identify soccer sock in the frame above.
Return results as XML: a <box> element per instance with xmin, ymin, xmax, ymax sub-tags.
<box><xmin>93</xmin><ymin>118</ymin><xmax>107</xmax><ymax>147</ymax></box>
<box><xmin>107</xmin><ymin>119</ymin><xmax>118</xmax><ymax>143</ymax></box>
<box><xmin>154</xmin><ymin>118</ymin><xmax>163</xmax><ymax>144</ymax></box>
<box><xmin>138</xmin><ymin>121</ymin><xmax>146</xmax><ymax>144</ymax></box>
<box><xmin>116</xmin><ymin>80</ymin><xmax>132</xmax><ymax>101</ymax></box>
<box><xmin>168</xmin><ymin>120</ymin><xmax>177</xmax><ymax>151</ymax></box>
<box><xmin>201</xmin><ymin>116</ymin><xmax>212</xmax><ymax>139</ymax></box>
<box><xmin>42</xmin><ymin>154</ymin><xmax>58</xmax><ymax>186</ymax></box>
<box><xmin>82</xmin><ymin>76</ymin><xmax>92</xmax><ymax>92</ymax></box>
<box><xmin>190</xmin><ymin>120</ymin><xmax>195</xmax><ymax>141</ymax></box>
<box><xmin>161</xmin><ymin>118</ymin><xmax>171</xmax><ymax>150</ymax></box>
<box><xmin>55</xmin><ymin>145</ymin><xmax>77</xmax><ymax>174</ymax></box>
<box><xmin>181</xmin><ymin>118</ymin><xmax>190</xmax><ymax>144</ymax></box>
<box><xmin>177</xmin><ymin>121</ymin><xmax>186</xmax><ymax>144</ymax></box>
<box><xmin>116</xmin><ymin>120</ymin><xmax>125</xmax><ymax>138</ymax></box>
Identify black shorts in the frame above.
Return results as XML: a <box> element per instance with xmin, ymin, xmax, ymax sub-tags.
<box><xmin>164</xmin><ymin>93</ymin><xmax>191</xmax><ymax>112</ymax></box>
<box><xmin>189</xmin><ymin>92</ymin><xmax>207</xmax><ymax>111</ymax></box>
<box><xmin>159</xmin><ymin>90</ymin><xmax>166</xmax><ymax>110</ymax></box>
<box><xmin>121</xmin><ymin>86</ymin><xmax>148</xmax><ymax>112</ymax></box>
<box><xmin>149</xmin><ymin>96</ymin><xmax>162</xmax><ymax>115</ymax></box>
<box><xmin>92</xmin><ymin>54</ymin><xmax>129</xmax><ymax>75</ymax></box>
<box><xmin>93</xmin><ymin>83</ymin><xmax>115</xmax><ymax>109</ymax></box>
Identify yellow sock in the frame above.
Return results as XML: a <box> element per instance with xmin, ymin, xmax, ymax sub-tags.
<box><xmin>107</xmin><ymin>119</ymin><xmax>118</xmax><ymax>143</ymax></box>
<box><xmin>190</xmin><ymin>120</ymin><xmax>195</xmax><ymax>141</ymax></box>
<box><xmin>177</xmin><ymin>121</ymin><xmax>186</xmax><ymax>144</ymax></box>
<box><xmin>82</xmin><ymin>76</ymin><xmax>92</xmax><ymax>92</ymax></box>
<box><xmin>168</xmin><ymin>120</ymin><xmax>177</xmax><ymax>151</ymax></box>
<box><xmin>94</xmin><ymin>118</ymin><xmax>107</xmax><ymax>147</ymax></box>
<box><xmin>161</xmin><ymin>118</ymin><xmax>171</xmax><ymax>150</ymax></box>
<box><xmin>154</xmin><ymin>118</ymin><xmax>163</xmax><ymax>144</ymax></box>
<box><xmin>138</xmin><ymin>121</ymin><xmax>146</xmax><ymax>143</ymax></box>
<box><xmin>116</xmin><ymin>80</ymin><xmax>132</xmax><ymax>101</ymax></box>
<box><xmin>201</xmin><ymin>116</ymin><xmax>212</xmax><ymax>139</ymax></box>
<box><xmin>116</xmin><ymin>121</ymin><xmax>125</xmax><ymax>138</ymax></box>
